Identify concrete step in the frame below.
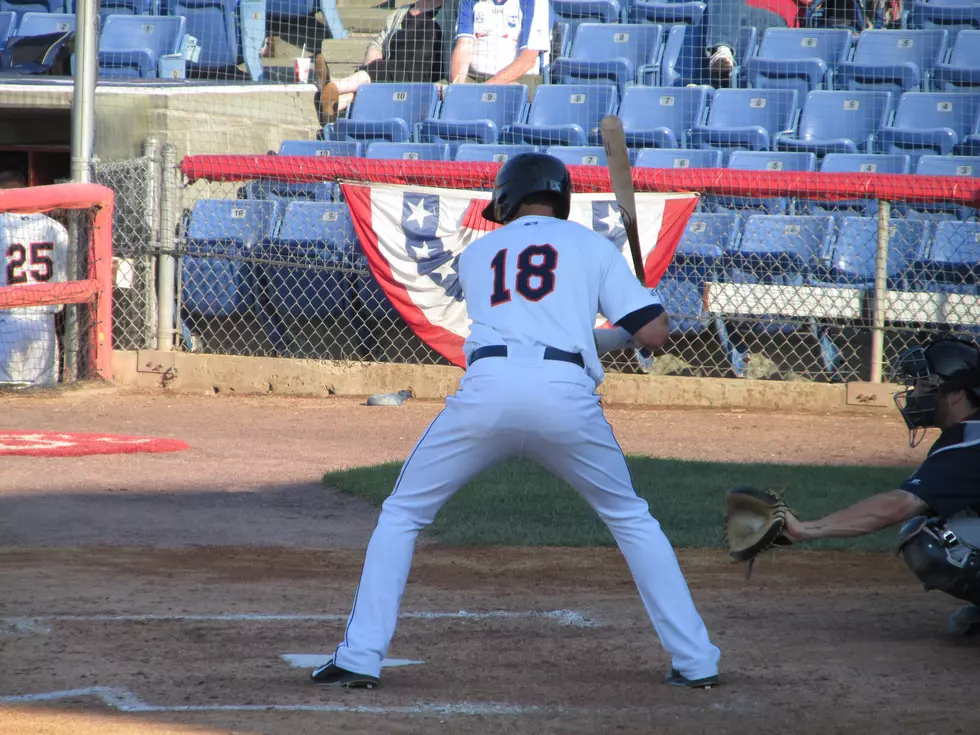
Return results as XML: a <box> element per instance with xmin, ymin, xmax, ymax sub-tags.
<box><xmin>337</xmin><ymin>8</ymin><xmax>391</xmax><ymax>33</ymax></box>
<box><xmin>320</xmin><ymin>37</ymin><xmax>372</xmax><ymax>64</ymax></box>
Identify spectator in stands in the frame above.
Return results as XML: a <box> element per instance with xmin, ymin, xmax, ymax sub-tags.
<box><xmin>316</xmin><ymin>0</ymin><xmax>445</xmax><ymax>124</ymax></box>
<box><xmin>448</xmin><ymin>0</ymin><xmax>553</xmax><ymax>85</ymax></box>
<box><xmin>706</xmin><ymin>0</ymin><xmax>812</xmax><ymax>83</ymax></box>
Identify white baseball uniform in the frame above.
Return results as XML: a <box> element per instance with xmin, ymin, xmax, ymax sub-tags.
<box><xmin>0</xmin><ymin>212</ymin><xmax>70</xmax><ymax>386</ymax></box>
<box><xmin>330</xmin><ymin>214</ymin><xmax>721</xmax><ymax>682</ymax></box>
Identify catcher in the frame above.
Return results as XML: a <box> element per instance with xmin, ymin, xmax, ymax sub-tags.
<box><xmin>725</xmin><ymin>337</ymin><xmax>980</xmax><ymax>636</ymax></box>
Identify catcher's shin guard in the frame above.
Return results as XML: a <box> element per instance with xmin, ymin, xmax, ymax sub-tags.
<box><xmin>897</xmin><ymin>517</ymin><xmax>980</xmax><ymax>606</ymax></box>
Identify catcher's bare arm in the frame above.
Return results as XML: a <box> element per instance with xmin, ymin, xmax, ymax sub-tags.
<box><xmin>783</xmin><ymin>490</ymin><xmax>927</xmax><ymax>542</ymax></box>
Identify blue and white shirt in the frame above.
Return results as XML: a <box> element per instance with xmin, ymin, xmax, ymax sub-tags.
<box><xmin>455</xmin><ymin>0</ymin><xmax>552</xmax><ymax>77</ymax></box>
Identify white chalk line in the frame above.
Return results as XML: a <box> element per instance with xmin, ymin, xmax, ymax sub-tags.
<box><xmin>0</xmin><ymin>687</ymin><xmax>548</xmax><ymax>716</ymax></box>
<box><xmin>0</xmin><ymin>609</ymin><xmax>600</xmax><ymax>636</ymax></box>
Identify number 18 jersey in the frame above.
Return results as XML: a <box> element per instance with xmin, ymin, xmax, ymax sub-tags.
<box><xmin>0</xmin><ymin>213</ymin><xmax>70</xmax><ymax>315</ymax></box>
<box><xmin>458</xmin><ymin>215</ymin><xmax>658</xmax><ymax>386</ymax></box>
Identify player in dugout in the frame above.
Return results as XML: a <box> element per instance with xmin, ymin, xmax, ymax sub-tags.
<box><xmin>0</xmin><ymin>170</ymin><xmax>69</xmax><ymax>388</ymax></box>
<box><xmin>781</xmin><ymin>337</ymin><xmax>980</xmax><ymax>636</ymax></box>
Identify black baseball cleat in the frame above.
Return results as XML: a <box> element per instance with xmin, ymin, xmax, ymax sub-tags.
<box><xmin>310</xmin><ymin>660</ymin><xmax>380</xmax><ymax>689</ymax></box>
<box><xmin>665</xmin><ymin>668</ymin><xmax>719</xmax><ymax>689</ymax></box>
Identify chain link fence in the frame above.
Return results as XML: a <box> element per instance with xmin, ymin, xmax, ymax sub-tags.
<box><xmin>87</xmin><ymin>147</ymin><xmax>980</xmax><ymax>386</ymax></box>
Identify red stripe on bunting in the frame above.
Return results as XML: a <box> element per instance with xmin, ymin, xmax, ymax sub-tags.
<box><xmin>343</xmin><ymin>183</ymin><xmax>467</xmax><ymax>368</ymax></box>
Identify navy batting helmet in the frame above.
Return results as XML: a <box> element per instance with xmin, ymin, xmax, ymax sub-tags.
<box><xmin>481</xmin><ymin>152</ymin><xmax>572</xmax><ymax>225</ymax></box>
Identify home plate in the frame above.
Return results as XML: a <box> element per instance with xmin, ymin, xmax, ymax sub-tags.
<box><xmin>282</xmin><ymin>654</ymin><xmax>424</xmax><ymax>669</ymax></box>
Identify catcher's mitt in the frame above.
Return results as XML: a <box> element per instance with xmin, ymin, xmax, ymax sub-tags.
<box><xmin>723</xmin><ymin>486</ymin><xmax>793</xmax><ymax>578</ymax></box>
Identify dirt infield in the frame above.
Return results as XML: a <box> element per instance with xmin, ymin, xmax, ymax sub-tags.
<box><xmin>2</xmin><ymin>388</ymin><xmax>975</xmax><ymax>735</ymax></box>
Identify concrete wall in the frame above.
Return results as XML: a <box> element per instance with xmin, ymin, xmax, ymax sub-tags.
<box><xmin>0</xmin><ymin>82</ymin><xmax>320</xmax><ymax>161</ymax></box>
<box><xmin>114</xmin><ymin>349</ymin><xmax>902</xmax><ymax>415</ymax></box>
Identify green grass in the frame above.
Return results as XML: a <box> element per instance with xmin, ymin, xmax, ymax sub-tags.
<box><xmin>323</xmin><ymin>457</ymin><xmax>913</xmax><ymax>551</ymax></box>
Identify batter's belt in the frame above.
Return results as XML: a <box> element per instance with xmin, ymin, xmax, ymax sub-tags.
<box><xmin>467</xmin><ymin>345</ymin><xmax>585</xmax><ymax>368</ymax></box>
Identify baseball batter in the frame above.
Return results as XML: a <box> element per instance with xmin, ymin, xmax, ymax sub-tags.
<box><xmin>781</xmin><ymin>338</ymin><xmax>980</xmax><ymax>636</ymax></box>
<box><xmin>0</xmin><ymin>171</ymin><xmax>70</xmax><ymax>387</ymax></box>
<box><xmin>312</xmin><ymin>153</ymin><xmax>721</xmax><ymax>689</ymax></box>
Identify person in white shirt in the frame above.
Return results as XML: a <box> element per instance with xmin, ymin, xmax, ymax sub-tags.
<box><xmin>450</xmin><ymin>0</ymin><xmax>553</xmax><ymax>84</ymax></box>
<box><xmin>0</xmin><ymin>170</ymin><xmax>70</xmax><ymax>387</ymax></box>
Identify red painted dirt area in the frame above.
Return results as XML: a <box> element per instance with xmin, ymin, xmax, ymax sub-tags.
<box><xmin>0</xmin><ymin>430</ymin><xmax>189</xmax><ymax>457</ymax></box>
<box><xmin>1</xmin><ymin>386</ymin><xmax>975</xmax><ymax>735</ymax></box>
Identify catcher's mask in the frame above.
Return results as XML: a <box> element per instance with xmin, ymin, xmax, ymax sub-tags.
<box><xmin>481</xmin><ymin>152</ymin><xmax>572</xmax><ymax>225</ymax></box>
<box><xmin>892</xmin><ymin>338</ymin><xmax>980</xmax><ymax>447</ymax></box>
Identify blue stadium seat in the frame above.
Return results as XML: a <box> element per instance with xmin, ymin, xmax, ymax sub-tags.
<box><xmin>15</xmin><ymin>12</ymin><xmax>74</xmax><ymax>36</ymax></box>
<box><xmin>626</xmin><ymin>0</ymin><xmax>707</xmax><ymax>28</ymax></box>
<box><xmin>365</xmin><ymin>142</ymin><xmax>450</xmax><ymax>161</ymax></box>
<box><xmin>278</xmin><ymin>140</ymin><xmax>364</xmax><ymax>157</ymax></box>
<box><xmin>819</xmin><ymin>152</ymin><xmax>912</xmax><ymax>174</ymax></box>
<box><xmin>933</xmin><ymin>30</ymin><xmax>980</xmax><ymax>92</ymax></box>
<box><xmin>332</xmin><ymin>83</ymin><xmax>441</xmax><ymax>144</ymax></box>
<box><xmin>688</xmin><ymin>89</ymin><xmax>800</xmax><ymax>153</ymax></box>
<box><xmin>915</xmin><ymin>153</ymin><xmax>980</xmax><ymax>176</ymax></box>
<box><xmin>709</xmin><ymin>151</ymin><xmax>816</xmax><ymax>214</ymax></box>
<box><xmin>634</xmin><ymin>148</ymin><xmax>722</xmax><ymax>168</ymax></box>
<box><xmin>257</xmin><ymin>202</ymin><xmax>354</xmax><ymax>320</ymax></box>
<box><xmin>659</xmin><ymin>212</ymin><xmax>740</xmax><ymax>335</ymax></box>
<box><xmin>908</xmin><ymin>1</ymin><xmax>980</xmax><ymax>42</ymax></box>
<box><xmin>552</xmin><ymin>0</ymin><xmax>621</xmax><ymax>26</ymax></box>
<box><xmin>911</xmin><ymin>154</ymin><xmax>980</xmax><ymax>219</ymax></box>
<box><xmin>658</xmin><ymin>20</ymin><xmax>704</xmax><ymax>87</ymax></box>
<box><xmin>818</xmin><ymin>216</ymin><xmax>929</xmax><ymax>287</ymax></box>
<box><xmin>775</xmin><ymin>90</ymin><xmax>893</xmax><ymax>156</ymax></box>
<box><xmin>799</xmin><ymin>153</ymin><xmax>913</xmax><ymax>217</ymax></box>
<box><xmin>181</xmin><ymin>200</ymin><xmax>282</xmax><ymax>317</ymax></box>
<box><xmin>98</xmin><ymin>15</ymin><xmax>186</xmax><ymax>78</ymax></box>
<box><xmin>548</xmin><ymin>23</ymin><xmax>664</xmax><ymax>96</ymax></box>
<box><xmin>242</xmin><ymin>180</ymin><xmax>337</xmax><ymax>202</ymax></box>
<box><xmin>267</xmin><ymin>0</ymin><xmax>315</xmax><ymax>18</ymax></box>
<box><xmin>0</xmin><ymin>11</ymin><xmax>15</xmax><ymax>52</ymax></box>
<box><xmin>676</xmin><ymin>211</ymin><xmax>740</xmax><ymax>266</ymax></box>
<box><xmin>454</xmin><ymin>143</ymin><xmax>538</xmax><ymax>162</ymax></box>
<box><xmin>719</xmin><ymin>214</ymin><xmax>837</xmax><ymax>376</ymax></box>
<box><xmin>96</xmin><ymin>0</ymin><xmax>156</xmax><ymax>24</ymax></box>
<box><xmin>917</xmin><ymin>220</ymin><xmax>980</xmax><ymax>290</ymax></box>
<box><xmin>619</xmin><ymin>85</ymin><xmax>710</xmax><ymax>149</ymax></box>
<box><xmin>502</xmin><ymin>84</ymin><xmax>618</xmax><ymax>147</ymax></box>
<box><xmin>728</xmin><ymin>214</ymin><xmax>835</xmax><ymax>280</ymax></box>
<box><xmin>834</xmin><ymin>29</ymin><xmax>949</xmax><ymax>97</ymax></box>
<box><xmin>544</xmin><ymin>145</ymin><xmax>608</xmax><ymax>165</ymax></box>
<box><xmin>876</xmin><ymin>92</ymin><xmax>980</xmax><ymax>159</ymax></box>
<box><xmin>742</xmin><ymin>28</ymin><xmax>853</xmax><ymax>99</ymax></box>
<box><xmin>960</xmin><ymin>116</ymin><xmax>980</xmax><ymax>156</ymax></box>
<box><xmin>164</xmin><ymin>0</ymin><xmax>265</xmax><ymax>81</ymax></box>
<box><xmin>0</xmin><ymin>0</ymin><xmax>63</xmax><ymax>14</ymax></box>
<box><xmin>418</xmin><ymin>84</ymin><xmax>529</xmax><ymax>146</ymax></box>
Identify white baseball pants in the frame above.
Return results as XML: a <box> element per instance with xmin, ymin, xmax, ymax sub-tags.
<box><xmin>332</xmin><ymin>348</ymin><xmax>721</xmax><ymax>681</ymax></box>
<box><xmin>0</xmin><ymin>311</ymin><xmax>58</xmax><ymax>386</ymax></box>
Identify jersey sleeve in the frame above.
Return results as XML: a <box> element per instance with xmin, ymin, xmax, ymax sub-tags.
<box><xmin>900</xmin><ymin>447</ymin><xmax>980</xmax><ymax>519</ymax></box>
<box><xmin>597</xmin><ymin>238</ymin><xmax>659</xmax><ymax>327</ymax></box>
<box><xmin>518</xmin><ymin>0</ymin><xmax>552</xmax><ymax>51</ymax></box>
<box><xmin>455</xmin><ymin>0</ymin><xmax>475</xmax><ymax>38</ymax></box>
<box><xmin>52</xmin><ymin>220</ymin><xmax>70</xmax><ymax>284</ymax></box>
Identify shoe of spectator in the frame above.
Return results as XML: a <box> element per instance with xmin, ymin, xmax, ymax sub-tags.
<box><xmin>708</xmin><ymin>45</ymin><xmax>735</xmax><ymax>81</ymax></box>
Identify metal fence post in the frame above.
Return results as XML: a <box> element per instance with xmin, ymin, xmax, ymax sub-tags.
<box><xmin>869</xmin><ymin>199</ymin><xmax>891</xmax><ymax>383</ymax></box>
<box><xmin>156</xmin><ymin>144</ymin><xmax>179</xmax><ymax>352</ymax></box>
<box><xmin>142</xmin><ymin>137</ymin><xmax>161</xmax><ymax>349</ymax></box>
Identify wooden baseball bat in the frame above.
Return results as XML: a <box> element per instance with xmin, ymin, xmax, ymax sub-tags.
<box><xmin>600</xmin><ymin>114</ymin><xmax>645</xmax><ymax>287</ymax></box>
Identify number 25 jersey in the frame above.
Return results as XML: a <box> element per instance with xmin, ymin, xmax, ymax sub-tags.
<box><xmin>0</xmin><ymin>213</ymin><xmax>70</xmax><ymax>315</ymax></box>
<box><xmin>458</xmin><ymin>215</ymin><xmax>659</xmax><ymax>386</ymax></box>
